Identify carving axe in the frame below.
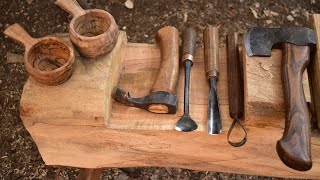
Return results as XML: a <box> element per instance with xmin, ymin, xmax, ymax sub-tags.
<box><xmin>245</xmin><ymin>27</ymin><xmax>316</xmax><ymax>171</ymax></box>
<box><xmin>113</xmin><ymin>26</ymin><xmax>179</xmax><ymax>114</ymax></box>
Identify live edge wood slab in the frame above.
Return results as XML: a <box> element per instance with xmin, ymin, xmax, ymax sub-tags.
<box><xmin>19</xmin><ymin>31</ymin><xmax>320</xmax><ymax>178</ymax></box>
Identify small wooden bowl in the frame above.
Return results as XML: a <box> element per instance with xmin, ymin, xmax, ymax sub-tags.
<box><xmin>4</xmin><ymin>23</ymin><xmax>75</xmax><ymax>86</ymax></box>
<box><xmin>55</xmin><ymin>0</ymin><xmax>119</xmax><ymax>59</ymax></box>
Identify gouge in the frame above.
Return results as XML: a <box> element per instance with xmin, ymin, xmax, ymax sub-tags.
<box><xmin>203</xmin><ymin>26</ymin><xmax>222</xmax><ymax>135</ymax></box>
<box><xmin>113</xmin><ymin>26</ymin><xmax>180</xmax><ymax>114</ymax></box>
<box><xmin>175</xmin><ymin>27</ymin><xmax>198</xmax><ymax>132</ymax></box>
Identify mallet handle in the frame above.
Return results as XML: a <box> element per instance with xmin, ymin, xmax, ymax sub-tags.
<box><xmin>277</xmin><ymin>43</ymin><xmax>312</xmax><ymax>171</ymax></box>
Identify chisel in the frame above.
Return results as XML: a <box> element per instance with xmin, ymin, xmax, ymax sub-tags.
<box><xmin>203</xmin><ymin>26</ymin><xmax>222</xmax><ymax>135</ymax></box>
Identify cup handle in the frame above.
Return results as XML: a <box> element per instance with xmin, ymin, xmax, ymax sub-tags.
<box><xmin>4</xmin><ymin>23</ymin><xmax>37</xmax><ymax>50</ymax></box>
<box><xmin>54</xmin><ymin>0</ymin><xmax>86</xmax><ymax>17</ymax></box>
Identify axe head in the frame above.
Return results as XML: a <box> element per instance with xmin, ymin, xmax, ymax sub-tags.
<box><xmin>245</xmin><ymin>27</ymin><xmax>316</xmax><ymax>57</ymax></box>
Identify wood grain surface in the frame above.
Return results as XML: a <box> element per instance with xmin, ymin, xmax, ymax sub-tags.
<box><xmin>19</xmin><ymin>34</ymin><xmax>320</xmax><ymax>179</ymax></box>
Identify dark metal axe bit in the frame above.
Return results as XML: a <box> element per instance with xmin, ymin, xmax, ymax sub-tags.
<box><xmin>113</xmin><ymin>26</ymin><xmax>180</xmax><ymax>114</ymax></box>
<box><xmin>203</xmin><ymin>26</ymin><xmax>222</xmax><ymax>135</ymax></box>
<box><xmin>245</xmin><ymin>27</ymin><xmax>316</xmax><ymax>171</ymax></box>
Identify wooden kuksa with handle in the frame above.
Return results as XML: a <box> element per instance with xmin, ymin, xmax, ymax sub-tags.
<box><xmin>276</xmin><ymin>43</ymin><xmax>312</xmax><ymax>171</ymax></box>
<box><xmin>54</xmin><ymin>0</ymin><xmax>119</xmax><ymax>59</ymax></box>
<box><xmin>4</xmin><ymin>23</ymin><xmax>75</xmax><ymax>86</ymax></box>
<box><xmin>204</xmin><ymin>26</ymin><xmax>219</xmax><ymax>79</ymax></box>
<box><xmin>147</xmin><ymin>26</ymin><xmax>179</xmax><ymax>113</ymax></box>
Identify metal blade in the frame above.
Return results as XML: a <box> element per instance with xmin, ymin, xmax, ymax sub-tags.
<box><xmin>208</xmin><ymin>78</ymin><xmax>222</xmax><ymax>135</ymax></box>
<box><xmin>245</xmin><ymin>27</ymin><xmax>316</xmax><ymax>57</ymax></box>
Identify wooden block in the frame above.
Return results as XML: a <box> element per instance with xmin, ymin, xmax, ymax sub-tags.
<box><xmin>20</xmin><ymin>31</ymin><xmax>127</xmax><ymax>128</ymax></box>
<box><xmin>108</xmin><ymin>43</ymin><xmax>233</xmax><ymax>131</ymax></box>
<box><xmin>309</xmin><ymin>14</ymin><xmax>320</xmax><ymax>128</ymax></box>
<box><xmin>243</xmin><ymin>47</ymin><xmax>311</xmax><ymax>126</ymax></box>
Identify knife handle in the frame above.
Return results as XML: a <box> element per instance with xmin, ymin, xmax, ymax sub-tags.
<box><xmin>204</xmin><ymin>26</ymin><xmax>219</xmax><ymax>79</ymax></box>
<box><xmin>276</xmin><ymin>43</ymin><xmax>311</xmax><ymax>171</ymax></box>
<box><xmin>226</xmin><ymin>32</ymin><xmax>243</xmax><ymax>118</ymax></box>
<box><xmin>181</xmin><ymin>28</ymin><xmax>197</xmax><ymax>64</ymax></box>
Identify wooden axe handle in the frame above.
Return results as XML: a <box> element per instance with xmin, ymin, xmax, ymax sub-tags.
<box><xmin>276</xmin><ymin>43</ymin><xmax>312</xmax><ymax>171</ymax></box>
<box><xmin>150</xmin><ymin>26</ymin><xmax>179</xmax><ymax>94</ymax></box>
<box><xmin>148</xmin><ymin>26</ymin><xmax>179</xmax><ymax>114</ymax></box>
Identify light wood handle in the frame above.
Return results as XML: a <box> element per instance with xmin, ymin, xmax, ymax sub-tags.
<box><xmin>151</xmin><ymin>26</ymin><xmax>179</xmax><ymax>94</ymax></box>
<box><xmin>276</xmin><ymin>43</ymin><xmax>312</xmax><ymax>171</ymax></box>
<box><xmin>204</xmin><ymin>26</ymin><xmax>219</xmax><ymax>79</ymax></box>
<box><xmin>181</xmin><ymin>28</ymin><xmax>197</xmax><ymax>64</ymax></box>
<box><xmin>4</xmin><ymin>23</ymin><xmax>37</xmax><ymax>50</ymax></box>
<box><xmin>226</xmin><ymin>32</ymin><xmax>243</xmax><ymax>118</ymax></box>
<box><xmin>54</xmin><ymin>0</ymin><xmax>86</xmax><ymax>17</ymax></box>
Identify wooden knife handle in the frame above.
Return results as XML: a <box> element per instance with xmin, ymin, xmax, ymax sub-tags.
<box><xmin>181</xmin><ymin>28</ymin><xmax>197</xmax><ymax>64</ymax></box>
<box><xmin>226</xmin><ymin>32</ymin><xmax>243</xmax><ymax>118</ymax></box>
<box><xmin>204</xmin><ymin>26</ymin><xmax>219</xmax><ymax>79</ymax></box>
<box><xmin>277</xmin><ymin>43</ymin><xmax>312</xmax><ymax>171</ymax></box>
<box><xmin>150</xmin><ymin>26</ymin><xmax>179</xmax><ymax>94</ymax></box>
<box><xmin>4</xmin><ymin>23</ymin><xmax>37</xmax><ymax>50</ymax></box>
<box><xmin>54</xmin><ymin>0</ymin><xmax>86</xmax><ymax>17</ymax></box>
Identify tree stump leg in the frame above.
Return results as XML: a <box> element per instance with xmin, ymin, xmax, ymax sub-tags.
<box><xmin>77</xmin><ymin>168</ymin><xmax>103</xmax><ymax>180</ymax></box>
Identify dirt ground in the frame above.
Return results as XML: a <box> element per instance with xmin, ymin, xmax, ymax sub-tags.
<box><xmin>0</xmin><ymin>0</ymin><xmax>319</xmax><ymax>179</ymax></box>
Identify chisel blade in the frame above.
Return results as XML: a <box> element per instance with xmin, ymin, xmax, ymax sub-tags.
<box><xmin>208</xmin><ymin>78</ymin><xmax>222</xmax><ymax>135</ymax></box>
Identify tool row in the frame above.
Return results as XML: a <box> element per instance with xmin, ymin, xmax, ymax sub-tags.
<box><xmin>112</xmin><ymin>26</ymin><xmax>247</xmax><ymax>148</ymax></box>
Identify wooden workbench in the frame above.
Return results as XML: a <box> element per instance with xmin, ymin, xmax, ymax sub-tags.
<box><xmin>18</xmin><ymin>28</ymin><xmax>320</xmax><ymax>179</ymax></box>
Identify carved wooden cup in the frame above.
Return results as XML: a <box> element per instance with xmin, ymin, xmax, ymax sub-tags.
<box><xmin>4</xmin><ymin>23</ymin><xmax>75</xmax><ymax>86</ymax></box>
<box><xmin>55</xmin><ymin>0</ymin><xmax>119</xmax><ymax>59</ymax></box>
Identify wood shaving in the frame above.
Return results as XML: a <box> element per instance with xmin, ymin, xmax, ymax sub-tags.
<box><xmin>250</xmin><ymin>7</ymin><xmax>258</xmax><ymax>19</ymax></box>
<box><xmin>124</xmin><ymin>0</ymin><xmax>134</xmax><ymax>9</ymax></box>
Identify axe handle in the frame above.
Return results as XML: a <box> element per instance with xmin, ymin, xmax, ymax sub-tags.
<box><xmin>148</xmin><ymin>26</ymin><xmax>179</xmax><ymax>113</ymax></box>
<box><xmin>204</xmin><ymin>26</ymin><xmax>219</xmax><ymax>79</ymax></box>
<box><xmin>151</xmin><ymin>26</ymin><xmax>179</xmax><ymax>94</ymax></box>
<box><xmin>277</xmin><ymin>43</ymin><xmax>312</xmax><ymax>171</ymax></box>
